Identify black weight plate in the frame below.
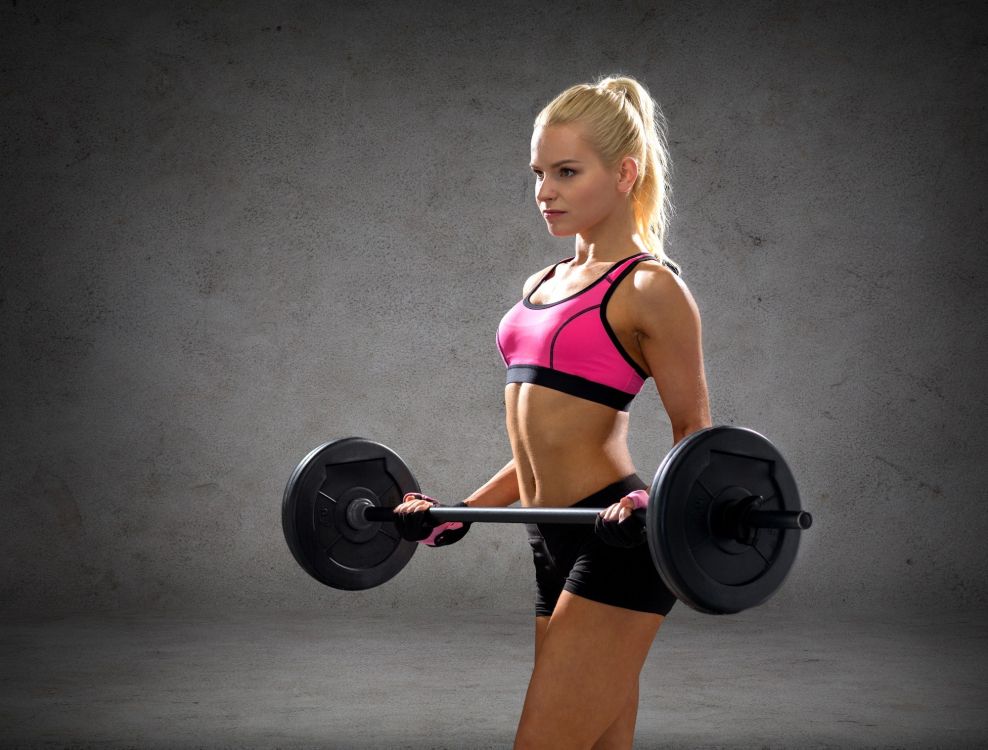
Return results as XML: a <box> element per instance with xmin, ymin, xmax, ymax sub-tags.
<box><xmin>647</xmin><ymin>426</ymin><xmax>802</xmax><ymax>615</ymax></box>
<box><xmin>282</xmin><ymin>437</ymin><xmax>418</xmax><ymax>591</ymax></box>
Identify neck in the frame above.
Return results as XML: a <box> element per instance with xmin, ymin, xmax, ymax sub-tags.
<box><xmin>570</xmin><ymin>233</ymin><xmax>648</xmax><ymax>266</ymax></box>
<box><xmin>570</xmin><ymin>198</ymin><xmax>646</xmax><ymax>265</ymax></box>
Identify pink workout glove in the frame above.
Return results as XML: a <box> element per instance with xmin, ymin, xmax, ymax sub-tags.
<box><xmin>392</xmin><ymin>492</ymin><xmax>472</xmax><ymax>547</ymax></box>
<box><xmin>594</xmin><ymin>489</ymin><xmax>650</xmax><ymax>548</ymax></box>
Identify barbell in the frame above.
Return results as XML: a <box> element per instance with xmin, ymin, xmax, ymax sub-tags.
<box><xmin>281</xmin><ymin>425</ymin><xmax>811</xmax><ymax>615</ymax></box>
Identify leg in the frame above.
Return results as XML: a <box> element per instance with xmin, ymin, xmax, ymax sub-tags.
<box><xmin>514</xmin><ymin>591</ymin><xmax>664</xmax><ymax>750</ymax></box>
<box><xmin>538</xmin><ymin>610</ymin><xmax>641</xmax><ymax>748</ymax></box>
<box><xmin>534</xmin><ymin>614</ymin><xmax>550</xmax><ymax>665</ymax></box>
<box><xmin>592</xmin><ymin>678</ymin><xmax>639</xmax><ymax>750</ymax></box>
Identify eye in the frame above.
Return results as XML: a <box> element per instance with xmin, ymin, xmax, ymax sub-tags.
<box><xmin>530</xmin><ymin>168</ymin><xmax>576</xmax><ymax>179</ymax></box>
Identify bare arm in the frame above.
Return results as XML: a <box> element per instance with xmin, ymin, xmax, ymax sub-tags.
<box><xmin>463</xmin><ymin>458</ymin><xmax>519</xmax><ymax>507</ymax></box>
<box><xmin>634</xmin><ymin>266</ymin><xmax>713</xmax><ymax>445</ymax></box>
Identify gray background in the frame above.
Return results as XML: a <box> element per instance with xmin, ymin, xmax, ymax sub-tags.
<box><xmin>2</xmin><ymin>0</ymin><xmax>987</xmax><ymax>620</ymax></box>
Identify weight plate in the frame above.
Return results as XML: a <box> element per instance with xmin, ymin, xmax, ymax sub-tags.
<box><xmin>282</xmin><ymin>437</ymin><xmax>418</xmax><ymax>591</ymax></box>
<box><xmin>647</xmin><ymin>426</ymin><xmax>802</xmax><ymax>615</ymax></box>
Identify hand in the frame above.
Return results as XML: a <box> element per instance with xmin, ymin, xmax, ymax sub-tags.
<box><xmin>595</xmin><ymin>489</ymin><xmax>650</xmax><ymax>548</ymax></box>
<box><xmin>392</xmin><ymin>492</ymin><xmax>472</xmax><ymax>547</ymax></box>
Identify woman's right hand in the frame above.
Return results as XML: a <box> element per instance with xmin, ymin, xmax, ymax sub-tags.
<box><xmin>393</xmin><ymin>492</ymin><xmax>472</xmax><ymax>547</ymax></box>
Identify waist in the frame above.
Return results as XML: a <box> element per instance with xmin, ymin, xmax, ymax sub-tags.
<box><xmin>569</xmin><ymin>473</ymin><xmax>648</xmax><ymax>508</ymax></box>
<box><xmin>523</xmin><ymin>473</ymin><xmax>647</xmax><ymax>510</ymax></box>
<box><xmin>524</xmin><ymin>473</ymin><xmax>648</xmax><ymax>538</ymax></box>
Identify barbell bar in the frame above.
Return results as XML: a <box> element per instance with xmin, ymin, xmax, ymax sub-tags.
<box><xmin>359</xmin><ymin>504</ymin><xmax>811</xmax><ymax>529</ymax></box>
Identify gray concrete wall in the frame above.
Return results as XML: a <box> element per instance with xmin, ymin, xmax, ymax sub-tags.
<box><xmin>2</xmin><ymin>0</ymin><xmax>985</xmax><ymax>617</ymax></box>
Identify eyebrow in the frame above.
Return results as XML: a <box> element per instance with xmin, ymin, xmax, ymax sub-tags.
<box><xmin>529</xmin><ymin>159</ymin><xmax>582</xmax><ymax>169</ymax></box>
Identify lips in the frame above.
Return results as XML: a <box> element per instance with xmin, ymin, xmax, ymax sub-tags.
<box><xmin>543</xmin><ymin>210</ymin><xmax>565</xmax><ymax>216</ymax></box>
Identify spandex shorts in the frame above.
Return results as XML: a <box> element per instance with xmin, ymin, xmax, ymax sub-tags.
<box><xmin>525</xmin><ymin>473</ymin><xmax>678</xmax><ymax>618</ymax></box>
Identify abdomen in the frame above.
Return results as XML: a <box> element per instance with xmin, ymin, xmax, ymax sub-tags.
<box><xmin>504</xmin><ymin>383</ymin><xmax>636</xmax><ymax>508</ymax></box>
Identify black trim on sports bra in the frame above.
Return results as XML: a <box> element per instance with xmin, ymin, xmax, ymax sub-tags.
<box><xmin>505</xmin><ymin>364</ymin><xmax>636</xmax><ymax>411</ymax></box>
<box><xmin>523</xmin><ymin>252</ymin><xmax>644</xmax><ymax>309</ymax></box>
<box><xmin>599</xmin><ymin>255</ymin><xmax>655</xmax><ymax>381</ymax></box>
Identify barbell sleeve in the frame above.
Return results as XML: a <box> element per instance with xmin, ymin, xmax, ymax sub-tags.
<box><xmin>746</xmin><ymin>510</ymin><xmax>813</xmax><ymax>530</ymax></box>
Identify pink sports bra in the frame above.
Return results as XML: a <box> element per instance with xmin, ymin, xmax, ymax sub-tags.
<box><xmin>496</xmin><ymin>252</ymin><xmax>660</xmax><ymax>412</ymax></box>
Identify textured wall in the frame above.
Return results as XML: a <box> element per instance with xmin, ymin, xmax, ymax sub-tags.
<box><xmin>2</xmin><ymin>0</ymin><xmax>985</xmax><ymax>617</ymax></box>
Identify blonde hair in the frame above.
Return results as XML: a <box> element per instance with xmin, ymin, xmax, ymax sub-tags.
<box><xmin>534</xmin><ymin>74</ymin><xmax>681</xmax><ymax>275</ymax></box>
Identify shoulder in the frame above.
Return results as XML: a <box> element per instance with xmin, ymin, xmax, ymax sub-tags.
<box><xmin>625</xmin><ymin>258</ymin><xmax>701</xmax><ymax>335</ymax></box>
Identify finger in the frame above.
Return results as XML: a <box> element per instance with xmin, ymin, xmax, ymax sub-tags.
<box><xmin>396</xmin><ymin>500</ymin><xmax>428</xmax><ymax>513</ymax></box>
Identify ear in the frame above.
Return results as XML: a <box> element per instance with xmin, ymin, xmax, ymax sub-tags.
<box><xmin>616</xmin><ymin>155</ymin><xmax>639</xmax><ymax>195</ymax></box>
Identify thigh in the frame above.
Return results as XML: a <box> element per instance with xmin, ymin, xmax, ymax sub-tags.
<box><xmin>526</xmin><ymin>522</ymin><xmax>585</xmax><ymax>617</ymax></box>
<box><xmin>515</xmin><ymin>591</ymin><xmax>664</xmax><ymax>749</ymax></box>
<box><xmin>534</xmin><ymin>615</ymin><xmax>550</xmax><ymax>665</ymax></box>
<box><xmin>564</xmin><ymin>533</ymin><xmax>677</xmax><ymax>617</ymax></box>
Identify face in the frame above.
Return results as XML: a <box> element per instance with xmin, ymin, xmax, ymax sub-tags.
<box><xmin>529</xmin><ymin>123</ymin><xmax>636</xmax><ymax>238</ymax></box>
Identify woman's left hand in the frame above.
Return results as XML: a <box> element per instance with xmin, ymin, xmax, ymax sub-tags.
<box><xmin>599</xmin><ymin>495</ymin><xmax>638</xmax><ymax>523</ymax></box>
<box><xmin>595</xmin><ymin>489</ymin><xmax>650</xmax><ymax>548</ymax></box>
<box><xmin>598</xmin><ymin>488</ymin><xmax>650</xmax><ymax>522</ymax></box>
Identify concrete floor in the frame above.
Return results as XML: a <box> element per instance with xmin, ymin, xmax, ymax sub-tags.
<box><xmin>1</xmin><ymin>605</ymin><xmax>985</xmax><ymax>749</ymax></box>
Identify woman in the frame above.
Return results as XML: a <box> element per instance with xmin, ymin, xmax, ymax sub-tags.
<box><xmin>394</xmin><ymin>75</ymin><xmax>712</xmax><ymax>749</ymax></box>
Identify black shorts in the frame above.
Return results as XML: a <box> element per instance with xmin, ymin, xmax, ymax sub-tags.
<box><xmin>525</xmin><ymin>473</ymin><xmax>678</xmax><ymax>618</ymax></box>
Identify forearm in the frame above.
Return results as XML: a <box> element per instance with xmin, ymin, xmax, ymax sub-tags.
<box><xmin>463</xmin><ymin>458</ymin><xmax>519</xmax><ymax>508</ymax></box>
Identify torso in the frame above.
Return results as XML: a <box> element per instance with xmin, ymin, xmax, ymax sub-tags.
<box><xmin>506</xmin><ymin>257</ymin><xmax>654</xmax><ymax>508</ymax></box>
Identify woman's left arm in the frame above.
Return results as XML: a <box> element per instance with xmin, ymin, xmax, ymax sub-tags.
<box><xmin>633</xmin><ymin>266</ymin><xmax>713</xmax><ymax>446</ymax></box>
<box><xmin>599</xmin><ymin>266</ymin><xmax>715</xmax><ymax>526</ymax></box>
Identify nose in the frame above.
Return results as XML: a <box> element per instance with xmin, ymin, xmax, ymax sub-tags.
<box><xmin>536</xmin><ymin>176</ymin><xmax>556</xmax><ymax>205</ymax></box>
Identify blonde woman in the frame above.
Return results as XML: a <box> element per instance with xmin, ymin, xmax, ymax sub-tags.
<box><xmin>395</xmin><ymin>74</ymin><xmax>712</xmax><ymax>749</ymax></box>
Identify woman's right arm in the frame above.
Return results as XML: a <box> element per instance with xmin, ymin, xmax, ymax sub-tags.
<box><xmin>462</xmin><ymin>458</ymin><xmax>519</xmax><ymax>507</ymax></box>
